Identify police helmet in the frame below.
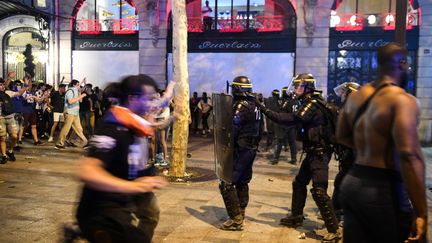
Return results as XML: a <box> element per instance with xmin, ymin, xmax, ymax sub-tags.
<box><xmin>333</xmin><ymin>81</ymin><xmax>360</xmax><ymax>98</ymax></box>
<box><xmin>232</xmin><ymin>76</ymin><xmax>252</xmax><ymax>97</ymax></box>
<box><xmin>292</xmin><ymin>73</ymin><xmax>316</xmax><ymax>91</ymax></box>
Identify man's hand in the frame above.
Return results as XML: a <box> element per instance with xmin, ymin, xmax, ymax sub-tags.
<box><xmin>405</xmin><ymin>217</ymin><xmax>427</xmax><ymax>242</ymax></box>
<box><xmin>7</xmin><ymin>71</ymin><xmax>16</xmax><ymax>79</ymax></box>
<box><xmin>131</xmin><ymin>176</ymin><xmax>168</xmax><ymax>193</ymax></box>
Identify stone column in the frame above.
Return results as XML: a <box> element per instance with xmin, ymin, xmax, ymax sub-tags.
<box><xmin>138</xmin><ymin>0</ymin><xmax>169</xmax><ymax>86</ymax></box>
<box><xmin>417</xmin><ymin>0</ymin><xmax>432</xmax><ymax>143</ymax></box>
<box><xmin>294</xmin><ymin>0</ymin><xmax>333</xmax><ymax>95</ymax></box>
<box><xmin>58</xmin><ymin>0</ymin><xmax>76</xmax><ymax>83</ymax></box>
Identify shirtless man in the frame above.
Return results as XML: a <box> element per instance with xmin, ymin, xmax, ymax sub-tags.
<box><xmin>336</xmin><ymin>43</ymin><xmax>427</xmax><ymax>242</ymax></box>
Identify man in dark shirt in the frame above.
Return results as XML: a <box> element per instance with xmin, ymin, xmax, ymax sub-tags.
<box><xmin>189</xmin><ymin>91</ymin><xmax>200</xmax><ymax>133</ymax></box>
<box><xmin>48</xmin><ymin>84</ymin><xmax>66</xmax><ymax>143</ymax></box>
<box><xmin>80</xmin><ymin>83</ymin><xmax>93</xmax><ymax>137</ymax></box>
<box><xmin>76</xmin><ymin>75</ymin><xmax>169</xmax><ymax>242</ymax></box>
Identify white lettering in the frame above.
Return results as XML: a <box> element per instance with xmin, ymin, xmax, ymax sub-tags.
<box><xmin>198</xmin><ymin>41</ymin><xmax>261</xmax><ymax>49</ymax></box>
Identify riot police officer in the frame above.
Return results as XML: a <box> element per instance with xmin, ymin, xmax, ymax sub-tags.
<box><xmin>219</xmin><ymin>76</ymin><xmax>262</xmax><ymax>231</ymax></box>
<box><xmin>271</xmin><ymin>86</ymin><xmax>299</xmax><ymax>164</ymax></box>
<box><xmin>331</xmin><ymin>81</ymin><xmax>360</xmax><ymax>219</ymax></box>
<box><xmin>258</xmin><ymin>74</ymin><xmax>341</xmax><ymax>242</ymax></box>
<box><xmin>264</xmin><ymin>89</ymin><xmax>280</xmax><ymax>152</ymax></box>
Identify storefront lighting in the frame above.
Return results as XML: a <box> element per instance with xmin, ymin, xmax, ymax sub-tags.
<box><xmin>349</xmin><ymin>15</ymin><xmax>358</xmax><ymax>26</ymax></box>
<box><xmin>6</xmin><ymin>55</ymin><xmax>17</xmax><ymax>64</ymax></box>
<box><xmin>367</xmin><ymin>15</ymin><xmax>376</xmax><ymax>25</ymax></box>
<box><xmin>37</xmin><ymin>52</ymin><xmax>49</xmax><ymax>64</ymax></box>
<box><xmin>330</xmin><ymin>15</ymin><xmax>341</xmax><ymax>27</ymax></box>
<box><xmin>385</xmin><ymin>14</ymin><xmax>394</xmax><ymax>24</ymax></box>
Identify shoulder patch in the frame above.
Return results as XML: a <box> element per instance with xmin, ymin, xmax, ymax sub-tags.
<box><xmin>90</xmin><ymin>135</ymin><xmax>117</xmax><ymax>150</ymax></box>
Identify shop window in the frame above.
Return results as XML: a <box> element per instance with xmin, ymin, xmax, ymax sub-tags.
<box><xmin>328</xmin><ymin>50</ymin><xmax>416</xmax><ymax>97</ymax></box>
<box><xmin>186</xmin><ymin>0</ymin><xmax>295</xmax><ymax>32</ymax></box>
<box><xmin>3</xmin><ymin>28</ymin><xmax>47</xmax><ymax>82</ymax></box>
<box><xmin>330</xmin><ymin>0</ymin><xmax>420</xmax><ymax>31</ymax></box>
<box><xmin>75</xmin><ymin>0</ymin><xmax>138</xmax><ymax>34</ymax></box>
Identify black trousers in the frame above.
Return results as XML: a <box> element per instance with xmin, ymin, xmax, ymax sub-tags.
<box><xmin>340</xmin><ymin>164</ymin><xmax>413</xmax><ymax>243</ymax></box>
<box><xmin>77</xmin><ymin>193</ymin><xmax>160</xmax><ymax>243</ymax></box>
<box><xmin>273</xmin><ymin>126</ymin><xmax>297</xmax><ymax>161</ymax></box>
<box><xmin>291</xmin><ymin>150</ymin><xmax>339</xmax><ymax>233</ymax></box>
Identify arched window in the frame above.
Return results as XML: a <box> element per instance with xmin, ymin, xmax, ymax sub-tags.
<box><xmin>330</xmin><ymin>0</ymin><xmax>420</xmax><ymax>31</ymax></box>
<box><xmin>3</xmin><ymin>28</ymin><xmax>47</xmax><ymax>81</ymax></box>
<box><xmin>185</xmin><ymin>0</ymin><xmax>296</xmax><ymax>32</ymax></box>
<box><xmin>73</xmin><ymin>0</ymin><xmax>138</xmax><ymax>34</ymax></box>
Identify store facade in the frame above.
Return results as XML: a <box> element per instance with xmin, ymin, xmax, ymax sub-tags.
<box><xmin>54</xmin><ymin>0</ymin><xmax>432</xmax><ymax>142</ymax></box>
<box><xmin>0</xmin><ymin>1</ymin><xmax>52</xmax><ymax>82</ymax></box>
<box><xmin>167</xmin><ymin>0</ymin><xmax>297</xmax><ymax>96</ymax></box>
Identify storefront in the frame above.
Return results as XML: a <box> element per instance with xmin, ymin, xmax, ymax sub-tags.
<box><xmin>71</xmin><ymin>0</ymin><xmax>139</xmax><ymax>87</ymax></box>
<box><xmin>167</xmin><ymin>0</ymin><xmax>297</xmax><ymax>97</ymax></box>
<box><xmin>0</xmin><ymin>0</ymin><xmax>51</xmax><ymax>81</ymax></box>
<box><xmin>328</xmin><ymin>0</ymin><xmax>420</xmax><ymax>97</ymax></box>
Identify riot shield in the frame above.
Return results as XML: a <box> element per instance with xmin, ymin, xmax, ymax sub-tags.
<box><xmin>212</xmin><ymin>93</ymin><xmax>234</xmax><ymax>183</ymax></box>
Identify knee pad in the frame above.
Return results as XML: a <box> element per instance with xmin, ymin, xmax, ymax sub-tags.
<box><xmin>219</xmin><ymin>180</ymin><xmax>235</xmax><ymax>193</ymax></box>
<box><xmin>310</xmin><ymin>187</ymin><xmax>330</xmax><ymax>204</ymax></box>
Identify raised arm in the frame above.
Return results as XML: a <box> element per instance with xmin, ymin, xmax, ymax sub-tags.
<box><xmin>392</xmin><ymin>93</ymin><xmax>427</xmax><ymax>241</ymax></box>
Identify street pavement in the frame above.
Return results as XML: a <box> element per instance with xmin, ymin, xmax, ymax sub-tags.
<box><xmin>0</xmin><ymin>134</ymin><xmax>431</xmax><ymax>243</ymax></box>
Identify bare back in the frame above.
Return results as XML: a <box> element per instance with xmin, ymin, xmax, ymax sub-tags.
<box><xmin>349</xmin><ymin>83</ymin><xmax>420</xmax><ymax>170</ymax></box>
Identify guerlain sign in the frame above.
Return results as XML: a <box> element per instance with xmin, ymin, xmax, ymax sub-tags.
<box><xmin>337</xmin><ymin>39</ymin><xmax>390</xmax><ymax>49</ymax></box>
<box><xmin>198</xmin><ymin>41</ymin><xmax>262</xmax><ymax>50</ymax></box>
<box><xmin>74</xmin><ymin>38</ymin><xmax>138</xmax><ymax>51</ymax></box>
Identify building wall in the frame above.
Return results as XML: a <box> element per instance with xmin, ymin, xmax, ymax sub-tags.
<box><xmin>294</xmin><ymin>0</ymin><xmax>333</xmax><ymax>96</ymax></box>
<box><xmin>57</xmin><ymin>0</ymin><xmax>76</xmax><ymax>84</ymax></box>
<box><xmin>418</xmin><ymin>0</ymin><xmax>432</xmax><ymax>143</ymax></box>
<box><xmin>138</xmin><ymin>0</ymin><xmax>169</xmax><ymax>87</ymax></box>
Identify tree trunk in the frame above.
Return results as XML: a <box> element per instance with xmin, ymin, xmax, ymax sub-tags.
<box><xmin>170</xmin><ymin>0</ymin><xmax>190</xmax><ymax>177</ymax></box>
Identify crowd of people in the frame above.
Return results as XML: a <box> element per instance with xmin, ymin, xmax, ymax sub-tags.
<box><xmin>0</xmin><ymin>72</ymin><xmax>109</xmax><ymax>165</ymax></box>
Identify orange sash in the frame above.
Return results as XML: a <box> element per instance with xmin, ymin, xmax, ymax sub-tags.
<box><xmin>110</xmin><ymin>106</ymin><xmax>154</xmax><ymax>137</ymax></box>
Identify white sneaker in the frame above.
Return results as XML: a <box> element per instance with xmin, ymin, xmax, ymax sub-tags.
<box><xmin>48</xmin><ymin>137</ymin><xmax>53</xmax><ymax>143</ymax></box>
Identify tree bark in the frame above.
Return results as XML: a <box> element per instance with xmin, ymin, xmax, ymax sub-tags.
<box><xmin>170</xmin><ymin>0</ymin><xmax>190</xmax><ymax>177</ymax></box>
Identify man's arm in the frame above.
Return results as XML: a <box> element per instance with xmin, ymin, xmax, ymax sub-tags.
<box><xmin>4</xmin><ymin>71</ymin><xmax>16</xmax><ymax>88</ymax></box>
<box><xmin>336</xmin><ymin>106</ymin><xmax>354</xmax><ymax>148</ymax></box>
<box><xmin>67</xmin><ymin>91</ymin><xmax>86</xmax><ymax>105</ymax></box>
<box><xmin>392</xmin><ymin>93</ymin><xmax>427</xmax><ymax>241</ymax></box>
<box><xmin>262</xmin><ymin>109</ymin><xmax>296</xmax><ymax>126</ymax></box>
<box><xmin>77</xmin><ymin>157</ymin><xmax>167</xmax><ymax>194</ymax></box>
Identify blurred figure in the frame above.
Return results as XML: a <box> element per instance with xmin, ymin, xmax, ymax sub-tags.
<box><xmin>189</xmin><ymin>91</ymin><xmax>200</xmax><ymax>134</ymax></box>
<box><xmin>197</xmin><ymin>92</ymin><xmax>212</xmax><ymax>135</ymax></box>
<box><xmin>76</xmin><ymin>75</ymin><xmax>169</xmax><ymax>242</ymax></box>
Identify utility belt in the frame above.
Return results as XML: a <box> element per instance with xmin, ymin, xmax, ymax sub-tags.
<box><xmin>303</xmin><ymin>145</ymin><xmax>331</xmax><ymax>156</ymax></box>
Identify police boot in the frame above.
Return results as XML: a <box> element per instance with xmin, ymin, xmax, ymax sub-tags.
<box><xmin>219</xmin><ymin>181</ymin><xmax>242</xmax><ymax>230</ymax></box>
<box><xmin>220</xmin><ymin>214</ymin><xmax>244</xmax><ymax>231</ymax></box>
<box><xmin>280</xmin><ymin>214</ymin><xmax>304</xmax><ymax>227</ymax></box>
<box><xmin>311</xmin><ymin>187</ymin><xmax>339</xmax><ymax>235</ymax></box>
<box><xmin>322</xmin><ymin>228</ymin><xmax>342</xmax><ymax>243</ymax></box>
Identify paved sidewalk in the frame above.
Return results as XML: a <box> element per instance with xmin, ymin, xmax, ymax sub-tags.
<box><xmin>0</xmin><ymin>135</ymin><xmax>431</xmax><ymax>242</ymax></box>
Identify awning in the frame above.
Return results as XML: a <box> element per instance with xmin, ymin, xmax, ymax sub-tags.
<box><xmin>0</xmin><ymin>0</ymin><xmax>50</xmax><ymax>21</ymax></box>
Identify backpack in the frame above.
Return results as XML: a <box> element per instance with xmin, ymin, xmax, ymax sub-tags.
<box><xmin>313</xmin><ymin>98</ymin><xmax>339</xmax><ymax>147</ymax></box>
